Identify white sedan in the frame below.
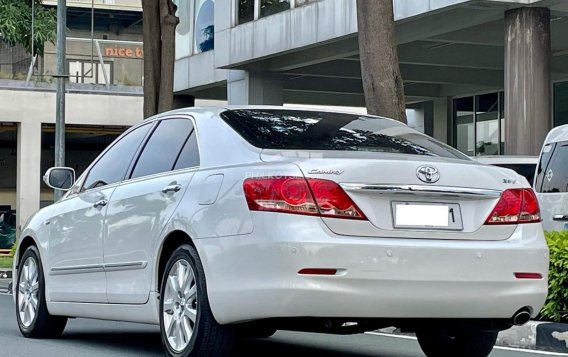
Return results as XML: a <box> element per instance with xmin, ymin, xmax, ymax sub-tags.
<box><xmin>13</xmin><ymin>107</ymin><xmax>548</xmax><ymax>357</ymax></box>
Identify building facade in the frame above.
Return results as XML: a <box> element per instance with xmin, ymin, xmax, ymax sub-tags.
<box><xmin>0</xmin><ymin>0</ymin><xmax>145</xmax><ymax>234</ymax></box>
<box><xmin>173</xmin><ymin>0</ymin><xmax>568</xmax><ymax>157</ymax></box>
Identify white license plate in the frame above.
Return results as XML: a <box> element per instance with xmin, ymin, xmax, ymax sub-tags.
<box><xmin>392</xmin><ymin>202</ymin><xmax>463</xmax><ymax>230</ymax></box>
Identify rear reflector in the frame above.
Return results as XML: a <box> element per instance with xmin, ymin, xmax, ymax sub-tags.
<box><xmin>243</xmin><ymin>177</ymin><xmax>366</xmax><ymax>220</ymax></box>
<box><xmin>485</xmin><ymin>188</ymin><xmax>541</xmax><ymax>225</ymax></box>
<box><xmin>298</xmin><ymin>268</ymin><xmax>338</xmax><ymax>275</ymax></box>
<box><xmin>514</xmin><ymin>273</ymin><xmax>543</xmax><ymax>279</ymax></box>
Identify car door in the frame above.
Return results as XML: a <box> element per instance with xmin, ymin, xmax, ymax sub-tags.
<box><xmin>535</xmin><ymin>141</ymin><xmax>568</xmax><ymax>231</ymax></box>
<box><xmin>104</xmin><ymin>117</ymin><xmax>200</xmax><ymax>304</ymax></box>
<box><xmin>47</xmin><ymin>123</ymin><xmax>153</xmax><ymax>303</ymax></box>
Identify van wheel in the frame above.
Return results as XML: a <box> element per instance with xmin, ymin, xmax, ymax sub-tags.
<box><xmin>16</xmin><ymin>245</ymin><xmax>67</xmax><ymax>338</ymax></box>
<box><xmin>160</xmin><ymin>244</ymin><xmax>234</xmax><ymax>357</ymax></box>
<box><xmin>416</xmin><ymin>328</ymin><xmax>498</xmax><ymax>357</ymax></box>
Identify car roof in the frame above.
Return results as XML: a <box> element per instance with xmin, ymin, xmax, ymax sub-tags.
<box><xmin>543</xmin><ymin>124</ymin><xmax>568</xmax><ymax>145</ymax></box>
<box><xmin>474</xmin><ymin>156</ymin><xmax>538</xmax><ymax>165</ymax></box>
<box><xmin>152</xmin><ymin>106</ymin><xmax>384</xmax><ymax>120</ymax></box>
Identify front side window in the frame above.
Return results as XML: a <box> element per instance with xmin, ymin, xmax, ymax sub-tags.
<box><xmin>539</xmin><ymin>142</ymin><xmax>568</xmax><ymax>193</ymax></box>
<box><xmin>221</xmin><ymin>109</ymin><xmax>469</xmax><ymax>160</ymax></box>
<box><xmin>83</xmin><ymin>123</ymin><xmax>151</xmax><ymax>190</ymax></box>
<box><xmin>131</xmin><ymin>119</ymin><xmax>194</xmax><ymax>179</ymax></box>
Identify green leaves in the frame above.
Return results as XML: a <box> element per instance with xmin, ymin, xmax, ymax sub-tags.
<box><xmin>540</xmin><ymin>231</ymin><xmax>568</xmax><ymax>322</ymax></box>
<box><xmin>0</xmin><ymin>0</ymin><xmax>56</xmax><ymax>56</ymax></box>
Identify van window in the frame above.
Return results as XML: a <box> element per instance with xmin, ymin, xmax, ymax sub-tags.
<box><xmin>539</xmin><ymin>142</ymin><xmax>568</xmax><ymax>193</ymax></box>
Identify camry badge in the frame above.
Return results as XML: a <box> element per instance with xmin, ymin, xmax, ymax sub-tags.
<box><xmin>416</xmin><ymin>166</ymin><xmax>440</xmax><ymax>184</ymax></box>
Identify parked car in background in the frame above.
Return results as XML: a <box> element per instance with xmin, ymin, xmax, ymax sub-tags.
<box><xmin>535</xmin><ymin>124</ymin><xmax>568</xmax><ymax>232</ymax></box>
<box><xmin>13</xmin><ymin>107</ymin><xmax>548</xmax><ymax>357</ymax></box>
<box><xmin>475</xmin><ymin>156</ymin><xmax>538</xmax><ymax>186</ymax></box>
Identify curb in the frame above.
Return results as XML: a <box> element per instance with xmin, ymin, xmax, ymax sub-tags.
<box><xmin>378</xmin><ymin>321</ymin><xmax>568</xmax><ymax>353</ymax></box>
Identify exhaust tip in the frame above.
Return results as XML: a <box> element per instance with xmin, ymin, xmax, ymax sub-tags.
<box><xmin>512</xmin><ymin>308</ymin><xmax>532</xmax><ymax>326</ymax></box>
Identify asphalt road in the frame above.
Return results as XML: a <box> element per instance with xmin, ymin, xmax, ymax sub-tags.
<box><xmin>0</xmin><ymin>293</ymin><xmax>564</xmax><ymax>357</ymax></box>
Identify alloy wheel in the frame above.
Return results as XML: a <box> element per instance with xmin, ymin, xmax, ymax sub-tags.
<box><xmin>18</xmin><ymin>257</ymin><xmax>40</xmax><ymax>327</ymax></box>
<box><xmin>162</xmin><ymin>259</ymin><xmax>198</xmax><ymax>352</ymax></box>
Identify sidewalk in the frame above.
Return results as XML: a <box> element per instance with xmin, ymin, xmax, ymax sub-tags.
<box><xmin>0</xmin><ymin>268</ymin><xmax>12</xmax><ymax>294</ymax></box>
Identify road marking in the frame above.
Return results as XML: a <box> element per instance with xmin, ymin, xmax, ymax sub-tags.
<box><xmin>366</xmin><ymin>332</ymin><xmax>568</xmax><ymax>356</ymax></box>
<box><xmin>0</xmin><ymin>292</ymin><xmax>11</xmax><ymax>296</ymax></box>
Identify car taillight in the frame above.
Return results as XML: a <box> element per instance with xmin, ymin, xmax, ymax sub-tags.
<box><xmin>485</xmin><ymin>188</ymin><xmax>541</xmax><ymax>225</ymax></box>
<box><xmin>243</xmin><ymin>177</ymin><xmax>367</xmax><ymax>220</ymax></box>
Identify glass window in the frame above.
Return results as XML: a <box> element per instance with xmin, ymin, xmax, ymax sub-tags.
<box><xmin>195</xmin><ymin>0</ymin><xmax>215</xmax><ymax>53</ymax></box>
<box><xmin>535</xmin><ymin>143</ymin><xmax>556</xmax><ymax>192</ymax></box>
<box><xmin>221</xmin><ymin>109</ymin><xmax>469</xmax><ymax>159</ymax></box>
<box><xmin>174</xmin><ymin>131</ymin><xmax>200</xmax><ymax>170</ymax></box>
<box><xmin>68</xmin><ymin>60</ymin><xmax>112</xmax><ymax>85</ymax></box>
<box><xmin>540</xmin><ymin>142</ymin><xmax>568</xmax><ymax>193</ymax></box>
<box><xmin>131</xmin><ymin>119</ymin><xmax>194</xmax><ymax>179</ymax></box>
<box><xmin>296</xmin><ymin>0</ymin><xmax>318</xmax><ymax>6</ymax></box>
<box><xmin>554</xmin><ymin>82</ymin><xmax>568</xmax><ymax>127</ymax></box>
<box><xmin>260</xmin><ymin>0</ymin><xmax>290</xmax><ymax>18</ymax></box>
<box><xmin>454</xmin><ymin>97</ymin><xmax>474</xmax><ymax>156</ymax></box>
<box><xmin>238</xmin><ymin>0</ymin><xmax>254</xmax><ymax>24</ymax></box>
<box><xmin>83</xmin><ymin>124</ymin><xmax>151</xmax><ymax>190</ymax></box>
<box><xmin>475</xmin><ymin>93</ymin><xmax>499</xmax><ymax>156</ymax></box>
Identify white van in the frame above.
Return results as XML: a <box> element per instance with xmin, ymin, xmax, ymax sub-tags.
<box><xmin>535</xmin><ymin>124</ymin><xmax>568</xmax><ymax>231</ymax></box>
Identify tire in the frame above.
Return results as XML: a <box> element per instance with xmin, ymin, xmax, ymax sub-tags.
<box><xmin>159</xmin><ymin>244</ymin><xmax>234</xmax><ymax>357</ymax></box>
<box><xmin>416</xmin><ymin>328</ymin><xmax>498</xmax><ymax>357</ymax></box>
<box><xmin>15</xmin><ymin>245</ymin><xmax>67</xmax><ymax>338</ymax></box>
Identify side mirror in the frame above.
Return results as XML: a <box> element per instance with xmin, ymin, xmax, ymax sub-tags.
<box><xmin>43</xmin><ymin>167</ymin><xmax>76</xmax><ymax>191</ymax></box>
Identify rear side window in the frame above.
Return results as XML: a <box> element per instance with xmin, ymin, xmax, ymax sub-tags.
<box><xmin>538</xmin><ymin>142</ymin><xmax>568</xmax><ymax>193</ymax></box>
<box><xmin>221</xmin><ymin>109</ymin><xmax>469</xmax><ymax>159</ymax></box>
<box><xmin>83</xmin><ymin>123</ymin><xmax>151</xmax><ymax>190</ymax></box>
<box><xmin>131</xmin><ymin>119</ymin><xmax>194</xmax><ymax>179</ymax></box>
<box><xmin>174</xmin><ymin>131</ymin><xmax>200</xmax><ymax>170</ymax></box>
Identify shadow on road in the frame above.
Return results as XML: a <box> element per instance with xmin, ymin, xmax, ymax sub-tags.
<box><xmin>58</xmin><ymin>331</ymin><xmax>391</xmax><ymax>357</ymax></box>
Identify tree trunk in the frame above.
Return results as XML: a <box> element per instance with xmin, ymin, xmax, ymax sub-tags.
<box><xmin>142</xmin><ymin>0</ymin><xmax>161</xmax><ymax>118</ymax></box>
<box><xmin>356</xmin><ymin>0</ymin><xmax>407</xmax><ymax>123</ymax></box>
<box><xmin>158</xmin><ymin>0</ymin><xmax>179</xmax><ymax>113</ymax></box>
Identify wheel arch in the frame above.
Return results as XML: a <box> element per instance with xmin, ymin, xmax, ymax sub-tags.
<box><xmin>155</xmin><ymin>230</ymin><xmax>196</xmax><ymax>293</ymax></box>
<box><xmin>16</xmin><ymin>236</ymin><xmax>39</xmax><ymax>269</ymax></box>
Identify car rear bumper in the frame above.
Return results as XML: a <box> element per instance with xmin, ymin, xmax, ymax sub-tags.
<box><xmin>196</xmin><ymin>214</ymin><xmax>549</xmax><ymax>325</ymax></box>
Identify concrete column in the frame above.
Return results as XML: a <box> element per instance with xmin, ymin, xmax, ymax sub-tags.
<box><xmin>433</xmin><ymin>97</ymin><xmax>451</xmax><ymax>144</ymax></box>
<box><xmin>504</xmin><ymin>7</ymin><xmax>551</xmax><ymax>155</ymax></box>
<box><xmin>16</xmin><ymin>121</ymin><xmax>42</xmax><ymax>237</ymax></box>
<box><xmin>227</xmin><ymin>70</ymin><xmax>283</xmax><ymax>105</ymax></box>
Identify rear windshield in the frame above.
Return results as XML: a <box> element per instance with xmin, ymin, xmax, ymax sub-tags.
<box><xmin>221</xmin><ymin>109</ymin><xmax>469</xmax><ymax>160</ymax></box>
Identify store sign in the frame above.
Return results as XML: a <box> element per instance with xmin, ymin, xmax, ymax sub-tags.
<box><xmin>104</xmin><ymin>46</ymin><xmax>143</xmax><ymax>58</ymax></box>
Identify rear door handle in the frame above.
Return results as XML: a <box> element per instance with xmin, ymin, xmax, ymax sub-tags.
<box><xmin>93</xmin><ymin>199</ymin><xmax>108</xmax><ymax>208</ymax></box>
<box><xmin>162</xmin><ymin>184</ymin><xmax>182</xmax><ymax>193</ymax></box>
<box><xmin>553</xmin><ymin>214</ymin><xmax>568</xmax><ymax>221</ymax></box>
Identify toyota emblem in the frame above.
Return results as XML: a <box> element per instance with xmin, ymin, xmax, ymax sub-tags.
<box><xmin>416</xmin><ymin>166</ymin><xmax>440</xmax><ymax>184</ymax></box>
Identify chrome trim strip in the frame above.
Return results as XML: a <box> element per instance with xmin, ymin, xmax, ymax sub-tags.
<box><xmin>50</xmin><ymin>264</ymin><xmax>104</xmax><ymax>276</ymax></box>
<box><xmin>340</xmin><ymin>184</ymin><xmax>502</xmax><ymax>198</ymax></box>
<box><xmin>104</xmin><ymin>261</ymin><xmax>148</xmax><ymax>272</ymax></box>
<box><xmin>50</xmin><ymin>261</ymin><xmax>147</xmax><ymax>276</ymax></box>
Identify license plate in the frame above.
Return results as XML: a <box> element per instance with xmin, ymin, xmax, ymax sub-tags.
<box><xmin>392</xmin><ymin>202</ymin><xmax>463</xmax><ymax>230</ymax></box>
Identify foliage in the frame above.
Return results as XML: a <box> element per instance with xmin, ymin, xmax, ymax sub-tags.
<box><xmin>0</xmin><ymin>257</ymin><xmax>13</xmax><ymax>269</ymax></box>
<box><xmin>540</xmin><ymin>230</ymin><xmax>568</xmax><ymax>323</ymax></box>
<box><xmin>10</xmin><ymin>241</ymin><xmax>16</xmax><ymax>258</ymax></box>
<box><xmin>0</xmin><ymin>0</ymin><xmax>56</xmax><ymax>56</ymax></box>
